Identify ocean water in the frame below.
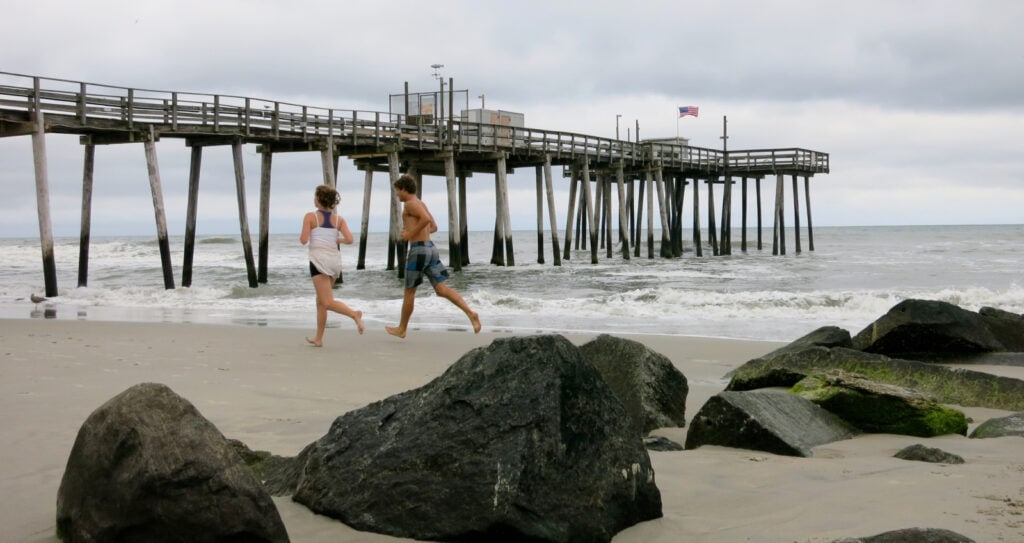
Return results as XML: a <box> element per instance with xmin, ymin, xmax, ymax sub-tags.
<box><xmin>1</xmin><ymin>225</ymin><xmax>1021</xmax><ymax>342</ymax></box>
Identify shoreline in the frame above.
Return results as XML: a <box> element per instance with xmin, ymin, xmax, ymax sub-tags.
<box><xmin>3</xmin><ymin>319</ymin><xmax>1023</xmax><ymax>542</ymax></box>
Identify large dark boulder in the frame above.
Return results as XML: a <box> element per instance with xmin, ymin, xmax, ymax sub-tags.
<box><xmin>791</xmin><ymin>370</ymin><xmax>968</xmax><ymax>437</ymax></box>
<box><xmin>727</xmin><ymin>346</ymin><xmax>1024</xmax><ymax>411</ymax></box>
<box><xmin>684</xmin><ymin>390</ymin><xmax>858</xmax><ymax>457</ymax></box>
<box><xmin>968</xmin><ymin>412</ymin><xmax>1024</xmax><ymax>439</ymax></box>
<box><xmin>579</xmin><ymin>334</ymin><xmax>689</xmax><ymax>434</ymax></box>
<box><xmin>292</xmin><ymin>334</ymin><xmax>662</xmax><ymax>543</ymax></box>
<box><xmin>979</xmin><ymin>306</ymin><xmax>1024</xmax><ymax>352</ymax></box>
<box><xmin>832</xmin><ymin>527</ymin><xmax>975</xmax><ymax>542</ymax></box>
<box><xmin>56</xmin><ymin>383</ymin><xmax>289</xmax><ymax>543</ymax></box>
<box><xmin>851</xmin><ymin>299</ymin><xmax>1005</xmax><ymax>358</ymax></box>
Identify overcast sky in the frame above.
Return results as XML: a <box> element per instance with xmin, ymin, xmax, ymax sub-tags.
<box><xmin>2</xmin><ymin>0</ymin><xmax>1022</xmax><ymax>238</ymax></box>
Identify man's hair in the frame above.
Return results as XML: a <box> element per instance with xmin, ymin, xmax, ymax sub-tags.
<box><xmin>393</xmin><ymin>174</ymin><xmax>417</xmax><ymax>194</ymax></box>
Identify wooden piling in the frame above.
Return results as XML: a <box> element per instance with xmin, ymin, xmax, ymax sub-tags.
<box><xmin>654</xmin><ymin>168</ymin><xmax>672</xmax><ymax>258</ymax></box>
<box><xmin>646</xmin><ymin>171</ymin><xmax>655</xmax><ymax>258</ymax></box>
<box><xmin>444</xmin><ymin>153</ymin><xmax>462</xmax><ymax>271</ymax></box>
<box><xmin>756</xmin><ymin>177</ymin><xmax>763</xmax><ymax>250</ymax></box>
<box><xmin>721</xmin><ymin>176</ymin><xmax>732</xmax><ymax>255</ymax></box>
<box><xmin>772</xmin><ymin>173</ymin><xmax>786</xmax><ymax>255</ymax></box>
<box><xmin>77</xmin><ymin>143</ymin><xmax>95</xmax><ymax>287</ymax></box>
<box><xmin>31</xmin><ymin>111</ymin><xmax>58</xmax><ymax>297</ymax></box>
<box><xmin>581</xmin><ymin>157</ymin><xmax>599</xmax><ymax>264</ymax></box>
<box><xmin>707</xmin><ymin>178</ymin><xmax>719</xmax><ymax>256</ymax></box>
<box><xmin>257</xmin><ymin>150</ymin><xmax>272</xmax><ymax>283</ymax></box>
<box><xmin>459</xmin><ymin>172</ymin><xmax>470</xmax><ymax>266</ymax></box>
<box><xmin>321</xmin><ymin>136</ymin><xmax>335</xmax><ymax>187</ymax></box>
<box><xmin>143</xmin><ymin>128</ymin><xmax>175</xmax><ymax>289</ymax></box>
<box><xmin>535</xmin><ymin>165</ymin><xmax>545</xmax><ymax>264</ymax></box>
<box><xmin>804</xmin><ymin>176</ymin><xmax>815</xmax><ymax>251</ymax></box>
<box><xmin>792</xmin><ymin>174</ymin><xmax>802</xmax><ymax>254</ymax></box>
<box><xmin>182</xmin><ymin>145</ymin><xmax>203</xmax><ymax>287</ymax></box>
<box><xmin>674</xmin><ymin>178</ymin><xmax>687</xmax><ymax>257</ymax></box>
<box><xmin>386</xmin><ymin>151</ymin><xmax>401</xmax><ymax>272</ymax></box>
<box><xmin>634</xmin><ymin>177</ymin><xmax>645</xmax><ymax>257</ymax></box>
<box><xmin>230</xmin><ymin>139</ymin><xmax>258</xmax><ymax>287</ymax></box>
<box><xmin>692</xmin><ymin>173</ymin><xmax>703</xmax><ymax>257</ymax></box>
<box><xmin>741</xmin><ymin>176</ymin><xmax>748</xmax><ymax>252</ymax></box>
<box><xmin>357</xmin><ymin>168</ymin><xmax>372</xmax><ymax>270</ymax></box>
<box><xmin>497</xmin><ymin>154</ymin><xmax>515</xmax><ymax>266</ymax></box>
<box><xmin>562</xmin><ymin>170</ymin><xmax>578</xmax><ymax>260</ymax></box>
<box><xmin>615</xmin><ymin>162</ymin><xmax>630</xmax><ymax>259</ymax></box>
<box><xmin>542</xmin><ymin>155</ymin><xmax>561</xmax><ymax>266</ymax></box>
<box><xmin>491</xmin><ymin>173</ymin><xmax>505</xmax><ymax>266</ymax></box>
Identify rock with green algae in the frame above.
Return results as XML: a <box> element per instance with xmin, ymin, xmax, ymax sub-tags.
<box><xmin>791</xmin><ymin>369</ymin><xmax>968</xmax><ymax>437</ymax></box>
<box><xmin>727</xmin><ymin>346</ymin><xmax>1024</xmax><ymax>412</ymax></box>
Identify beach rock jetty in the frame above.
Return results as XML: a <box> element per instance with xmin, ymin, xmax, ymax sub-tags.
<box><xmin>684</xmin><ymin>390</ymin><xmax>859</xmax><ymax>457</ymax></box>
<box><xmin>292</xmin><ymin>334</ymin><xmax>662</xmax><ymax>543</ymax></box>
<box><xmin>56</xmin><ymin>382</ymin><xmax>289</xmax><ymax>543</ymax></box>
<box><xmin>791</xmin><ymin>369</ymin><xmax>968</xmax><ymax>437</ymax></box>
<box><xmin>579</xmin><ymin>333</ymin><xmax>689</xmax><ymax>434</ymax></box>
<box><xmin>851</xmin><ymin>299</ymin><xmax>1021</xmax><ymax>360</ymax></box>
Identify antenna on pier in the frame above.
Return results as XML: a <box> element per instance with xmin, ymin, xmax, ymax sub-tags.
<box><xmin>430</xmin><ymin>63</ymin><xmax>444</xmax><ymax>80</ymax></box>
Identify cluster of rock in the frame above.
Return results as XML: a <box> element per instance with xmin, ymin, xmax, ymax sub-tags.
<box><xmin>686</xmin><ymin>300</ymin><xmax>1024</xmax><ymax>457</ymax></box>
<box><xmin>53</xmin><ymin>299</ymin><xmax>1023</xmax><ymax>542</ymax></box>
<box><xmin>56</xmin><ymin>334</ymin><xmax>684</xmax><ymax>543</ymax></box>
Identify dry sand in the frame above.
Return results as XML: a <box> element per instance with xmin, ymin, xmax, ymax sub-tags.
<box><xmin>2</xmin><ymin>318</ymin><xmax>1023</xmax><ymax>542</ymax></box>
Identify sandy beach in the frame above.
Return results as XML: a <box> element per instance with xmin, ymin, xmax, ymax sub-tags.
<box><xmin>3</xmin><ymin>318</ymin><xmax>1023</xmax><ymax>542</ymax></box>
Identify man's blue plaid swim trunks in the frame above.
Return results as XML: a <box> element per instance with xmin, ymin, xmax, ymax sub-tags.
<box><xmin>406</xmin><ymin>241</ymin><xmax>449</xmax><ymax>289</ymax></box>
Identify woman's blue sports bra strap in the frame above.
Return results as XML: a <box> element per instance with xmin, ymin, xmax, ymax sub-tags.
<box><xmin>318</xmin><ymin>209</ymin><xmax>332</xmax><ymax>228</ymax></box>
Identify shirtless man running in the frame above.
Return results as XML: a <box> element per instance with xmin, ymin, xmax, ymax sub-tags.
<box><xmin>385</xmin><ymin>174</ymin><xmax>481</xmax><ymax>338</ymax></box>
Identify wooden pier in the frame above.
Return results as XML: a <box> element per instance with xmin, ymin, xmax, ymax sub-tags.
<box><xmin>0</xmin><ymin>72</ymin><xmax>829</xmax><ymax>297</ymax></box>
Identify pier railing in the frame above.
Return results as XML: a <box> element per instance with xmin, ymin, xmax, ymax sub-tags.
<box><xmin>1</xmin><ymin>71</ymin><xmax>828</xmax><ymax>176</ymax></box>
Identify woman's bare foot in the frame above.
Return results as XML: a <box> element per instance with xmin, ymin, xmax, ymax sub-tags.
<box><xmin>354</xmin><ymin>311</ymin><xmax>365</xmax><ymax>334</ymax></box>
<box><xmin>305</xmin><ymin>336</ymin><xmax>323</xmax><ymax>347</ymax></box>
<box><xmin>469</xmin><ymin>311</ymin><xmax>482</xmax><ymax>334</ymax></box>
<box><xmin>385</xmin><ymin>325</ymin><xmax>406</xmax><ymax>339</ymax></box>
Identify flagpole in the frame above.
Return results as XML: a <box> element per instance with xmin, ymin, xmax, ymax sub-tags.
<box><xmin>676</xmin><ymin>105</ymin><xmax>679</xmax><ymax>139</ymax></box>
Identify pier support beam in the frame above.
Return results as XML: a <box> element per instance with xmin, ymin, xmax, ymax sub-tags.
<box><xmin>772</xmin><ymin>173</ymin><xmax>786</xmax><ymax>255</ymax></box>
<box><xmin>257</xmin><ymin>150</ymin><xmax>272</xmax><ymax>283</ymax></box>
<box><xmin>741</xmin><ymin>176</ymin><xmax>748</xmax><ymax>252</ymax></box>
<box><xmin>32</xmin><ymin>111</ymin><xmax>58</xmax><ymax>297</ymax></box>
<box><xmin>182</xmin><ymin>146</ymin><xmax>203</xmax><ymax>287</ymax></box>
<box><xmin>77</xmin><ymin>143</ymin><xmax>95</xmax><ymax>287</ymax></box>
<box><xmin>497</xmin><ymin>154</ymin><xmax>514</xmax><ymax>266</ymax></box>
<box><xmin>615</xmin><ymin>162</ymin><xmax>630</xmax><ymax>260</ymax></box>
<box><xmin>792</xmin><ymin>174</ymin><xmax>802</xmax><ymax>254</ymax></box>
<box><xmin>444</xmin><ymin>153</ymin><xmax>462</xmax><ymax>271</ymax></box>
<box><xmin>654</xmin><ymin>168</ymin><xmax>672</xmax><ymax>258</ymax></box>
<box><xmin>542</xmin><ymin>154</ymin><xmax>561</xmax><ymax>266</ymax></box>
<box><xmin>320</xmin><ymin>136</ymin><xmax>336</xmax><ymax>187</ymax></box>
<box><xmin>581</xmin><ymin>157</ymin><xmax>598</xmax><ymax>264</ymax></box>
<box><xmin>144</xmin><ymin>128</ymin><xmax>175</xmax><ymax>289</ymax></box>
<box><xmin>535</xmin><ymin>165</ymin><xmax>544</xmax><ymax>264</ymax></box>
<box><xmin>805</xmin><ymin>176</ymin><xmax>815</xmax><ymax>251</ymax></box>
<box><xmin>231</xmin><ymin>139</ymin><xmax>258</xmax><ymax>287</ymax></box>
<box><xmin>756</xmin><ymin>178</ymin><xmax>763</xmax><ymax>250</ymax></box>
<box><xmin>692</xmin><ymin>175</ymin><xmax>703</xmax><ymax>257</ymax></box>
<box><xmin>645</xmin><ymin>171</ymin><xmax>655</xmax><ymax>258</ymax></box>
<box><xmin>357</xmin><ymin>168</ymin><xmax>372</xmax><ymax>270</ymax></box>
<box><xmin>562</xmin><ymin>169</ymin><xmax>579</xmax><ymax>261</ymax></box>
<box><xmin>386</xmin><ymin>151</ymin><xmax>401</xmax><ymax>273</ymax></box>
<box><xmin>459</xmin><ymin>172</ymin><xmax>470</xmax><ymax>266</ymax></box>
<box><xmin>707</xmin><ymin>178</ymin><xmax>719</xmax><ymax>256</ymax></box>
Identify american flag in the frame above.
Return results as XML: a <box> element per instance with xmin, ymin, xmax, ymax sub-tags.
<box><xmin>678</xmin><ymin>106</ymin><xmax>699</xmax><ymax>118</ymax></box>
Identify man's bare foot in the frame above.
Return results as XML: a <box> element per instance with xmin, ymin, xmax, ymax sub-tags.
<box><xmin>469</xmin><ymin>311</ymin><xmax>482</xmax><ymax>334</ymax></box>
<box><xmin>354</xmin><ymin>311</ymin><xmax>365</xmax><ymax>335</ymax></box>
<box><xmin>385</xmin><ymin>325</ymin><xmax>406</xmax><ymax>339</ymax></box>
<box><xmin>305</xmin><ymin>336</ymin><xmax>323</xmax><ymax>347</ymax></box>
